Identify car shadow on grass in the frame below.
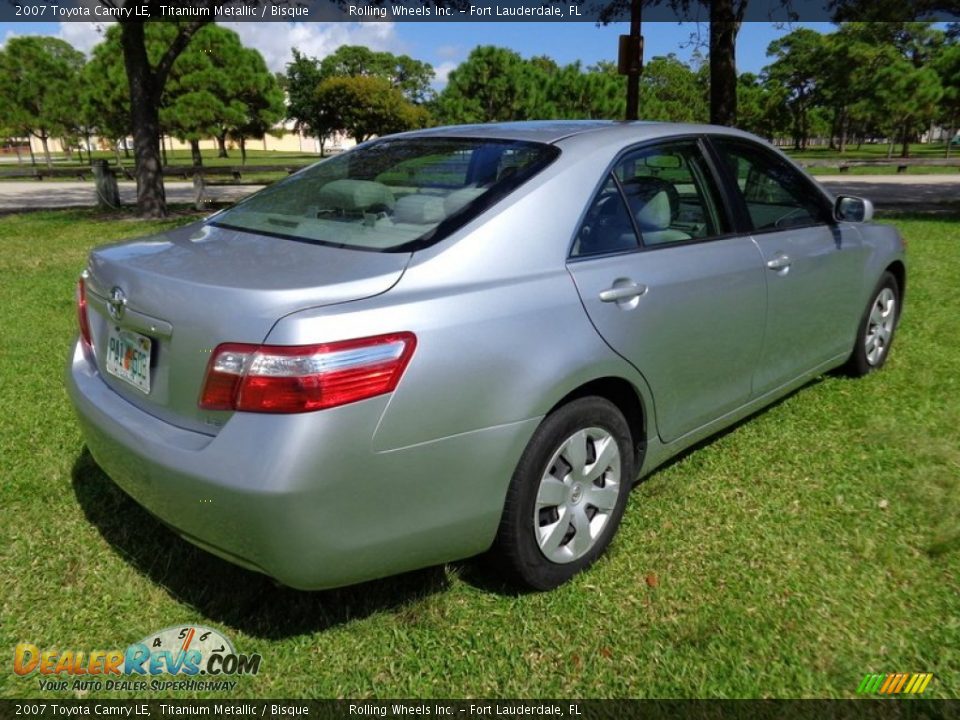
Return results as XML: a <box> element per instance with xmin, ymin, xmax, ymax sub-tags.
<box><xmin>71</xmin><ymin>449</ymin><xmax>451</xmax><ymax>639</ymax></box>
<box><xmin>456</xmin><ymin>378</ymin><xmax>830</xmax><ymax>595</ymax></box>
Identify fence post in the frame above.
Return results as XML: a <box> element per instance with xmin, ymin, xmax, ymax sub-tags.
<box><xmin>193</xmin><ymin>172</ymin><xmax>206</xmax><ymax>211</ymax></box>
<box><xmin>92</xmin><ymin>160</ymin><xmax>120</xmax><ymax>209</ymax></box>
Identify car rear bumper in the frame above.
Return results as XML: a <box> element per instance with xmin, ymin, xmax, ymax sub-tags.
<box><xmin>66</xmin><ymin>341</ymin><xmax>538</xmax><ymax>589</ymax></box>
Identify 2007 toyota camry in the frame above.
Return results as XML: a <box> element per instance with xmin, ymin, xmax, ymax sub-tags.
<box><xmin>67</xmin><ymin>121</ymin><xmax>905</xmax><ymax>590</ymax></box>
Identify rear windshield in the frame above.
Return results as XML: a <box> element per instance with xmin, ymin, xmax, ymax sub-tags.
<box><xmin>211</xmin><ymin>137</ymin><xmax>559</xmax><ymax>252</ymax></box>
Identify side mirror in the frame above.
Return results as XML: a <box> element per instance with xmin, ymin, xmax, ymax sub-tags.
<box><xmin>835</xmin><ymin>195</ymin><xmax>874</xmax><ymax>223</ymax></box>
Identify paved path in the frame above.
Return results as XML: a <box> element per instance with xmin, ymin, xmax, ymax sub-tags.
<box><xmin>0</xmin><ymin>181</ymin><xmax>262</xmax><ymax>212</ymax></box>
<box><xmin>1</xmin><ymin>174</ymin><xmax>958</xmax><ymax>213</ymax></box>
<box><xmin>817</xmin><ymin>174</ymin><xmax>960</xmax><ymax>210</ymax></box>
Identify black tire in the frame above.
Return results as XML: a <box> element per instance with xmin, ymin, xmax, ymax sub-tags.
<box><xmin>491</xmin><ymin>396</ymin><xmax>634</xmax><ymax>591</ymax></box>
<box><xmin>843</xmin><ymin>271</ymin><xmax>901</xmax><ymax>377</ymax></box>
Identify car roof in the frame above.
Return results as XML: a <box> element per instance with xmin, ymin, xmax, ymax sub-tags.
<box><xmin>396</xmin><ymin>120</ymin><xmax>757</xmax><ymax>146</ymax></box>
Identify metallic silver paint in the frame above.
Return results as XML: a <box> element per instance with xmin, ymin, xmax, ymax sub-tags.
<box><xmin>66</xmin><ymin>121</ymin><xmax>906</xmax><ymax>589</ymax></box>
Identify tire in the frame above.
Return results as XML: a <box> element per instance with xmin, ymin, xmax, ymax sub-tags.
<box><xmin>843</xmin><ymin>271</ymin><xmax>901</xmax><ymax>377</ymax></box>
<box><xmin>491</xmin><ymin>396</ymin><xmax>634</xmax><ymax>591</ymax></box>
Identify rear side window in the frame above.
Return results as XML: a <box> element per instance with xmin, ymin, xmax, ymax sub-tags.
<box><xmin>212</xmin><ymin>138</ymin><xmax>559</xmax><ymax>252</ymax></box>
<box><xmin>614</xmin><ymin>142</ymin><xmax>726</xmax><ymax>246</ymax></box>
<box><xmin>711</xmin><ymin>138</ymin><xmax>830</xmax><ymax>231</ymax></box>
<box><xmin>571</xmin><ymin>139</ymin><xmax>726</xmax><ymax>258</ymax></box>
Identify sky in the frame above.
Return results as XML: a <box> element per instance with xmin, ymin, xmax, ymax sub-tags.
<box><xmin>0</xmin><ymin>20</ymin><xmax>838</xmax><ymax>87</ymax></box>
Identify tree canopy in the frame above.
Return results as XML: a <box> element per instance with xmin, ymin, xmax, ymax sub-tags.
<box><xmin>0</xmin><ymin>36</ymin><xmax>85</xmax><ymax>167</ymax></box>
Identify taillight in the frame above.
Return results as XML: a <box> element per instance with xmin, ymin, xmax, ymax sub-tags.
<box><xmin>76</xmin><ymin>275</ymin><xmax>93</xmax><ymax>352</ymax></box>
<box><xmin>199</xmin><ymin>332</ymin><xmax>417</xmax><ymax>413</ymax></box>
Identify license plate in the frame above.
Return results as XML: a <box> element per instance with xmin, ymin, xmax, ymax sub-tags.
<box><xmin>105</xmin><ymin>327</ymin><xmax>151</xmax><ymax>394</ymax></box>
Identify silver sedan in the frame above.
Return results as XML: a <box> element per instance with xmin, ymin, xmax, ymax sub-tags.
<box><xmin>67</xmin><ymin>121</ymin><xmax>905</xmax><ymax>590</ymax></box>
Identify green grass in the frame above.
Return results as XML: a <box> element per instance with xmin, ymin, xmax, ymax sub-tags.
<box><xmin>805</xmin><ymin>165</ymin><xmax>960</xmax><ymax>176</ymax></box>
<box><xmin>1</xmin><ymin>209</ymin><xmax>958</xmax><ymax>700</ymax></box>
<box><xmin>785</xmin><ymin>142</ymin><xmax>957</xmax><ymax>160</ymax></box>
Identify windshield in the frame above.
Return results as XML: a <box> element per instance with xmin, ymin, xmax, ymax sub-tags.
<box><xmin>211</xmin><ymin>137</ymin><xmax>560</xmax><ymax>252</ymax></box>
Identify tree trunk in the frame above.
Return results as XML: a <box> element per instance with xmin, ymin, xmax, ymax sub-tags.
<box><xmin>86</xmin><ymin>133</ymin><xmax>94</xmax><ymax>165</ymax></box>
<box><xmin>318</xmin><ymin>135</ymin><xmax>326</xmax><ymax>157</ymax></box>
<box><xmin>14</xmin><ymin>143</ymin><xmax>22</xmax><ymax>164</ymax></box>
<box><xmin>120</xmin><ymin>22</ymin><xmax>166</xmax><ymax>218</ymax></box>
<box><xmin>946</xmin><ymin>121</ymin><xmax>955</xmax><ymax>158</ymax></box>
<box><xmin>900</xmin><ymin>125</ymin><xmax>910</xmax><ymax>158</ymax></box>
<box><xmin>190</xmin><ymin>139</ymin><xmax>203</xmax><ymax>167</ymax></box>
<box><xmin>216</xmin><ymin>132</ymin><xmax>229</xmax><ymax>158</ymax></box>
<box><xmin>39</xmin><ymin>134</ymin><xmax>52</xmax><ymax>168</ymax></box>
<box><xmin>709</xmin><ymin>2</ymin><xmax>739</xmax><ymax>127</ymax></box>
<box><xmin>28</xmin><ymin>139</ymin><xmax>36</xmax><ymax>166</ymax></box>
<box><xmin>161</xmin><ymin>136</ymin><xmax>167</xmax><ymax>166</ymax></box>
<box><xmin>239</xmin><ymin>136</ymin><xmax>247</xmax><ymax>165</ymax></box>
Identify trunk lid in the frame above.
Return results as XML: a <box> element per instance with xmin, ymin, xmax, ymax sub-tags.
<box><xmin>83</xmin><ymin>221</ymin><xmax>410</xmax><ymax>434</ymax></box>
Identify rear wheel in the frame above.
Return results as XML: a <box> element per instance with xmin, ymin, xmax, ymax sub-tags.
<box><xmin>844</xmin><ymin>272</ymin><xmax>901</xmax><ymax>377</ymax></box>
<box><xmin>492</xmin><ymin>397</ymin><xmax>634</xmax><ymax>590</ymax></box>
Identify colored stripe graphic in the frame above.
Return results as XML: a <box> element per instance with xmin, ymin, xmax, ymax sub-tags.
<box><xmin>858</xmin><ymin>672</ymin><xmax>933</xmax><ymax>694</ymax></box>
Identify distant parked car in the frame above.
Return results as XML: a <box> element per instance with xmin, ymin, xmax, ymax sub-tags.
<box><xmin>68</xmin><ymin>121</ymin><xmax>905</xmax><ymax>590</ymax></box>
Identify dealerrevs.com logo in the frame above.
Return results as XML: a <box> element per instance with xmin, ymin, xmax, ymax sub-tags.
<box><xmin>14</xmin><ymin>625</ymin><xmax>262</xmax><ymax>693</ymax></box>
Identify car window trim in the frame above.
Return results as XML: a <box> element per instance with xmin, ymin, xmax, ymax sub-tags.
<box><xmin>703</xmin><ymin>135</ymin><xmax>836</xmax><ymax>236</ymax></box>
<box><xmin>567</xmin><ymin>134</ymin><xmax>742</xmax><ymax>262</ymax></box>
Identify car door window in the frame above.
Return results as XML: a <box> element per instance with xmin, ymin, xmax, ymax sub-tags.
<box><xmin>712</xmin><ymin>138</ymin><xmax>830</xmax><ymax>232</ymax></box>
<box><xmin>572</xmin><ymin>141</ymin><xmax>728</xmax><ymax>258</ymax></box>
<box><xmin>571</xmin><ymin>175</ymin><xmax>639</xmax><ymax>258</ymax></box>
<box><xmin>615</xmin><ymin>142</ymin><xmax>726</xmax><ymax>247</ymax></box>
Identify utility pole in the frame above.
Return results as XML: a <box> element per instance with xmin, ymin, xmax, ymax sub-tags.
<box><xmin>620</xmin><ymin>0</ymin><xmax>644</xmax><ymax>121</ymax></box>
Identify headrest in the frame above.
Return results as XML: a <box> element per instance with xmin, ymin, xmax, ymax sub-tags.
<box><xmin>394</xmin><ymin>194</ymin><xmax>446</xmax><ymax>225</ymax></box>
<box><xmin>442</xmin><ymin>187</ymin><xmax>485</xmax><ymax>216</ymax></box>
<box><xmin>318</xmin><ymin>180</ymin><xmax>395</xmax><ymax>212</ymax></box>
<box><xmin>623</xmin><ymin>177</ymin><xmax>677</xmax><ymax>232</ymax></box>
<box><xmin>634</xmin><ymin>190</ymin><xmax>672</xmax><ymax>232</ymax></box>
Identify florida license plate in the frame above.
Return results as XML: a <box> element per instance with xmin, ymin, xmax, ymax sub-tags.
<box><xmin>105</xmin><ymin>327</ymin><xmax>151</xmax><ymax>394</ymax></box>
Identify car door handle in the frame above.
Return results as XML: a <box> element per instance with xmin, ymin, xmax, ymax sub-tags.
<box><xmin>766</xmin><ymin>254</ymin><xmax>792</xmax><ymax>271</ymax></box>
<box><xmin>599</xmin><ymin>283</ymin><xmax>648</xmax><ymax>302</ymax></box>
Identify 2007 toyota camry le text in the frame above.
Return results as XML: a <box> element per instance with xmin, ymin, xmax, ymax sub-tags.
<box><xmin>67</xmin><ymin>121</ymin><xmax>905</xmax><ymax>590</ymax></box>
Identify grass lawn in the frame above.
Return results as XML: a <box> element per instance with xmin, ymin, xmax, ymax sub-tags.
<box><xmin>785</xmin><ymin>142</ymin><xmax>957</xmax><ymax>160</ymax></box>
<box><xmin>805</xmin><ymin>165</ymin><xmax>960</xmax><ymax>176</ymax></box>
<box><xmin>0</xmin><ymin>209</ymin><xmax>958</xmax><ymax>700</ymax></box>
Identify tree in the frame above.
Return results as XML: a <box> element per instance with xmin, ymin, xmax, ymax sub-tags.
<box><xmin>708</xmin><ymin>0</ymin><xmax>748</xmax><ymax>126</ymax></box>
<box><xmin>285</xmin><ymin>45</ymin><xmax>435</xmax><ymax>154</ymax></box>
<box><xmin>0</xmin><ymin>36</ymin><xmax>84</xmax><ymax>168</ymax></box>
<box><xmin>764</xmin><ymin>28</ymin><xmax>827</xmax><ymax>150</ymax></box>
<box><xmin>734</xmin><ymin>72</ymin><xmax>788</xmax><ymax>139</ymax></box>
<box><xmin>315</xmin><ymin>75</ymin><xmax>429</xmax><ymax>143</ymax></box>
<box><xmin>933</xmin><ymin>43</ymin><xmax>960</xmax><ymax>156</ymax></box>
<box><xmin>639</xmin><ymin>54</ymin><xmax>708</xmax><ymax>122</ymax></box>
<box><xmin>873</xmin><ymin>60</ymin><xmax>943</xmax><ymax>157</ymax></box>
<box><xmin>543</xmin><ymin>60</ymin><xmax>625</xmax><ymax>119</ymax></box>
<box><xmin>162</xmin><ymin>24</ymin><xmax>250</xmax><ymax>164</ymax></box>
<box><xmin>82</xmin><ymin>29</ymin><xmax>135</xmax><ymax>163</ymax></box>
<box><xmin>227</xmin><ymin>48</ymin><xmax>286</xmax><ymax>164</ymax></box>
<box><xmin>284</xmin><ymin>48</ymin><xmax>338</xmax><ymax>155</ymax></box>
<box><xmin>106</xmin><ymin>13</ymin><xmax>214</xmax><ymax>217</ymax></box>
<box><xmin>434</xmin><ymin>46</ymin><xmax>549</xmax><ymax>123</ymax></box>
<box><xmin>319</xmin><ymin>45</ymin><xmax>435</xmax><ymax>103</ymax></box>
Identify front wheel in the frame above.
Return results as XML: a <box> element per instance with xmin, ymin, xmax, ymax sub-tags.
<box><xmin>491</xmin><ymin>396</ymin><xmax>634</xmax><ymax>590</ymax></box>
<box><xmin>843</xmin><ymin>271</ymin><xmax>901</xmax><ymax>377</ymax></box>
